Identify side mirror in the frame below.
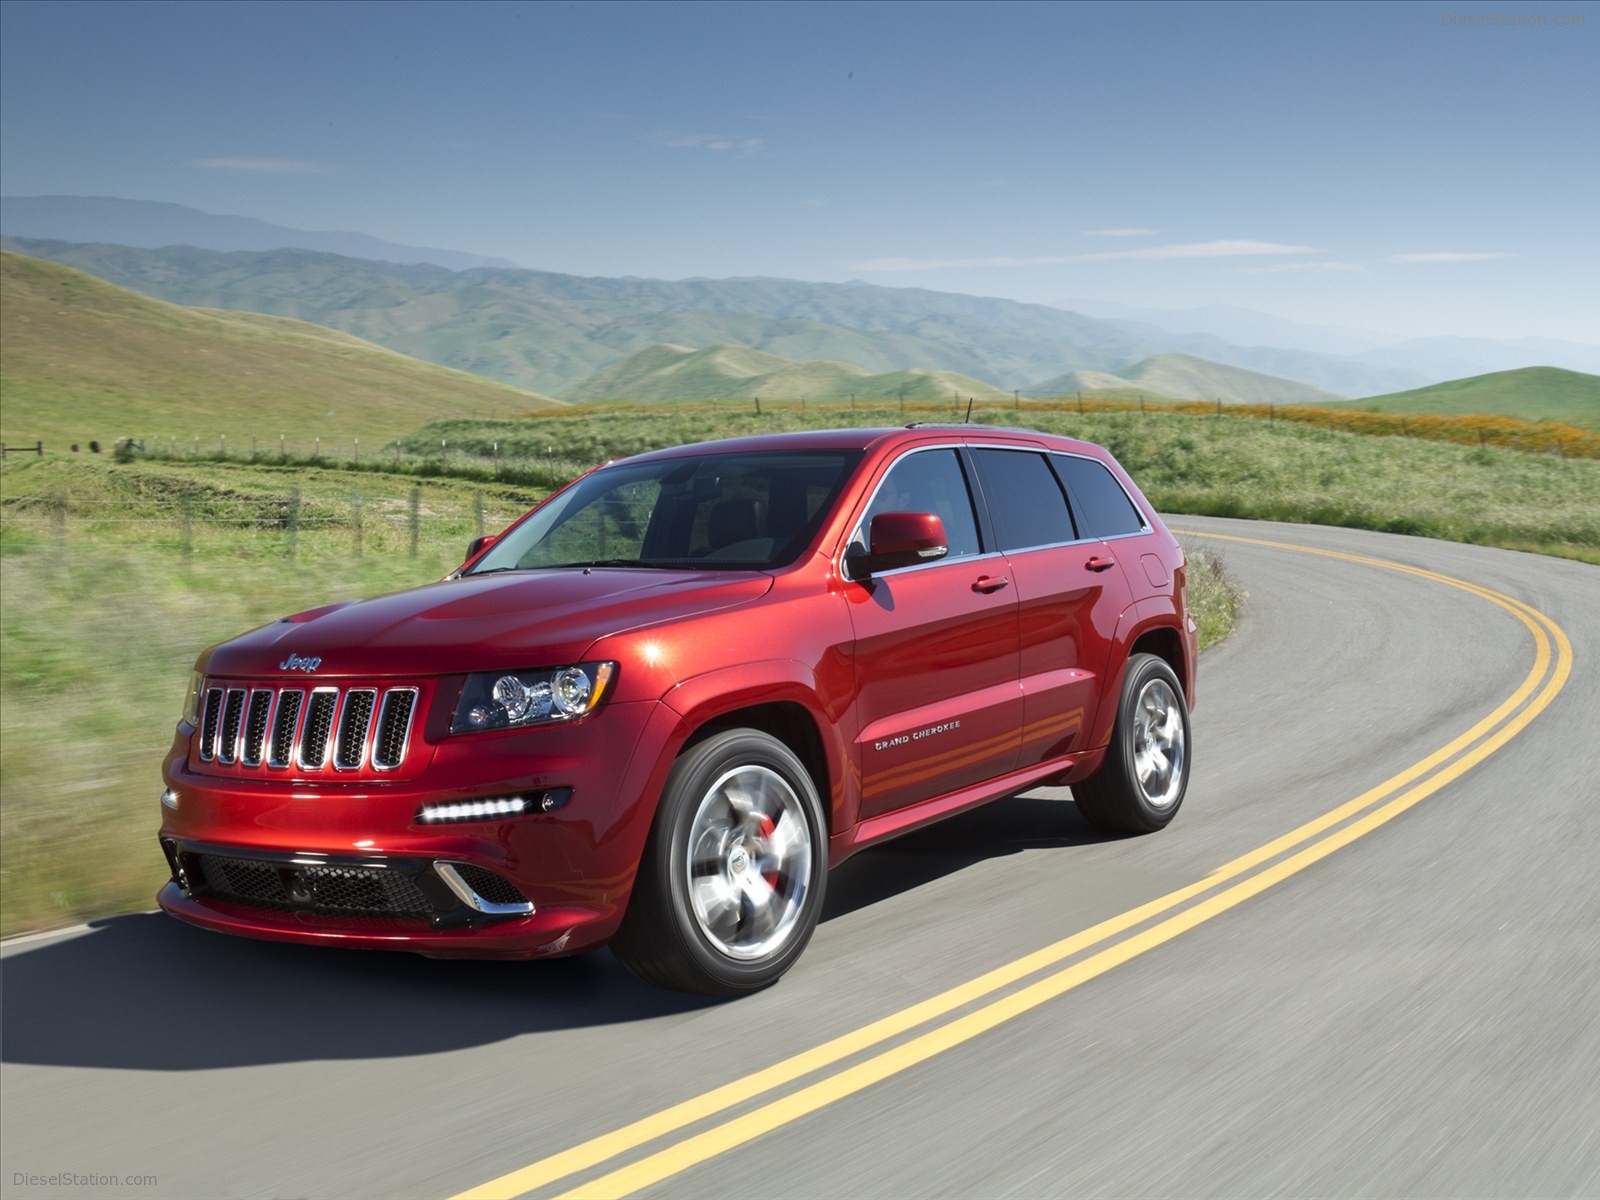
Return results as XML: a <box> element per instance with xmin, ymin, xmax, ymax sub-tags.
<box><xmin>465</xmin><ymin>533</ymin><xmax>498</xmax><ymax>562</ymax></box>
<box><xmin>845</xmin><ymin>512</ymin><xmax>949</xmax><ymax>579</ymax></box>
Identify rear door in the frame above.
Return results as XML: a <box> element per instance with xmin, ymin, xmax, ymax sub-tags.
<box><xmin>968</xmin><ymin>447</ymin><xmax>1137</xmax><ymax>770</ymax></box>
<box><xmin>844</xmin><ymin>447</ymin><xmax>1022</xmax><ymax>819</ymax></box>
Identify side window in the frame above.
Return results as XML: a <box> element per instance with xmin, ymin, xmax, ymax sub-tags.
<box><xmin>857</xmin><ymin>448</ymin><xmax>981</xmax><ymax>558</ymax></box>
<box><xmin>971</xmin><ymin>449</ymin><xmax>1076</xmax><ymax>550</ymax></box>
<box><xmin>1053</xmin><ymin>455</ymin><xmax>1148</xmax><ymax>538</ymax></box>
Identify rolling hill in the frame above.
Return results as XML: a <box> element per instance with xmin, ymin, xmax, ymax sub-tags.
<box><xmin>1027</xmin><ymin>353</ymin><xmax>1341</xmax><ymax>406</ymax></box>
<box><xmin>0</xmin><ymin>251</ymin><xmax>561</xmax><ymax>450</ymax></box>
<box><xmin>2</xmin><ymin>238</ymin><xmax>1427</xmax><ymax>399</ymax></box>
<box><xmin>565</xmin><ymin>344</ymin><xmax>1014</xmax><ymax>404</ymax></box>
<box><xmin>1338</xmin><ymin>367</ymin><xmax>1600</xmax><ymax>431</ymax></box>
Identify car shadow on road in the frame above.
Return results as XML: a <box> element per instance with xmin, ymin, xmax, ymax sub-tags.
<box><xmin>2</xmin><ymin>792</ymin><xmax>1112</xmax><ymax>1073</ymax></box>
<box><xmin>822</xmin><ymin>790</ymin><xmax>1119</xmax><ymax>920</ymax></box>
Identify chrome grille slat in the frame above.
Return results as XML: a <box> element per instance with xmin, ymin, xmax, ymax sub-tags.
<box><xmin>242</xmin><ymin>689</ymin><xmax>275</xmax><ymax>766</ymax></box>
<box><xmin>334</xmin><ymin>689</ymin><xmax>377</xmax><ymax>770</ymax></box>
<box><xmin>195</xmin><ymin>681</ymin><xmax>420</xmax><ymax>774</ymax></box>
<box><xmin>373</xmin><ymin>689</ymin><xmax>419</xmax><ymax>771</ymax></box>
<box><xmin>298</xmin><ymin>689</ymin><xmax>339</xmax><ymax>770</ymax></box>
<box><xmin>268</xmin><ymin>690</ymin><xmax>304</xmax><ymax>769</ymax></box>
<box><xmin>199</xmin><ymin>688</ymin><xmax>224</xmax><ymax>761</ymax></box>
<box><xmin>217</xmin><ymin>689</ymin><xmax>247</xmax><ymax>764</ymax></box>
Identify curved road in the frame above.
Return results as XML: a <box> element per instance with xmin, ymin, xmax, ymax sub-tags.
<box><xmin>3</xmin><ymin>517</ymin><xmax>1596</xmax><ymax>1199</ymax></box>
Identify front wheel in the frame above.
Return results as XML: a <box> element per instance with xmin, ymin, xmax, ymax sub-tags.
<box><xmin>611</xmin><ymin>729</ymin><xmax>827</xmax><ymax>994</ymax></box>
<box><xmin>1073</xmin><ymin>653</ymin><xmax>1190</xmax><ymax>834</ymax></box>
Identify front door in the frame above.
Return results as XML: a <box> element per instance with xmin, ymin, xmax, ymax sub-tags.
<box><xmin>844</xmin><ymin>447</ymin><xmax>1022</xmax><ymax>819</ymax></box>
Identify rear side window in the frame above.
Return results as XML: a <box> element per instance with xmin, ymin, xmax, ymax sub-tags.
<box><xmin>1053</xmin><ymin>455</ymin><xmax>1148</xmax><ymax>539</ymax></box>
<box><xmin>970</xmin><ymin>449</ymin><xmax>1076</xmax><ymax>550</ymax></box>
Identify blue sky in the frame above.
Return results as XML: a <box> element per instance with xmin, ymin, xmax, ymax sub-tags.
<box><xmin>2</xmin><ymin>0</ymin><xmax>1596</xmax><ymax>341</ymax></box>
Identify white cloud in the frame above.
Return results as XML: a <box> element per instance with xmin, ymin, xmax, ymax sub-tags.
<box><xmin>1389</xmin><ymin>251</ymin><xmax>1518</xmax><ymax>263</ymax></box>
<box><xmin>655</xmin><ymin>133</ymin><xmax>765</xmax><ymax>154</ymax></box>
<box><xmin>1242</xmin><ymin>261</ymin><xmax>1367</xmax><ymax>274</ymax></box>
<box><xmin>189</xmin><ymin>157</ymin><xmax>333</xmax><ymax>174</ymax></box>
<box><xmin>1082</xmin><ymin>227</ymin><xmax>1159</xmax><ymax>237</ymax></box>
<box><xmin>850</xmin><ymin>240</ymin><xmax>1315</xmax><ymax>272</ymax></box>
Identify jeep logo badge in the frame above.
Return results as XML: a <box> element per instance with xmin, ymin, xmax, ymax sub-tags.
<box><xmin>279</xmin><ymin>653</ymin><xmax>323</xmax><ymax>673</ymax></box>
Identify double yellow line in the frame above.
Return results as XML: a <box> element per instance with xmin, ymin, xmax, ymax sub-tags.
<box><xmin>454</xmin><ymin>534</ymin><xmax>1572</xmax><ymax>1200</ymax></box>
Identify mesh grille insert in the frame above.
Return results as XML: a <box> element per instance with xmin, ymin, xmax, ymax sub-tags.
<box><xmin>452</xmin><ymin>865</ymin><xmax>531</xmax><ymax>908</ymax></box>
<box><xmin>192</xmin><ymin>853</ymin><xmax>433</xmax><ymax>916</ymax></box>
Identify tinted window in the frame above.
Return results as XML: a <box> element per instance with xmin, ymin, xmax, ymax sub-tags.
<box><xmin>971</xmin><ymin>449</ymin><xmax>1076</xmax><ymax>550</ymax></box>
<box><xmin>1053</xmin><ymin>455</ymin><xmax>1147</xmax><ymax>538</ymax></box>
<box><xmin>856</xmin><ymin>448</ymin><xmax>981</xmax><ymax>558</ymax></box>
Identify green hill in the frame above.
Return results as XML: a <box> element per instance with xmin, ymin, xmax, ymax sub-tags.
<box><xmin>0</xmin><ymin>251</ymin><xmax>562</xmax><ymax>449</ymax></box>
<box><xmin>1338</xmin><ymin>367</ymin><xmax>1600</xmax><ymax>431</ymax></box>
<box><xmin>1028</xmin><ymin>353</ymin><xmax>1341</xmax><ymax>406</ymax></box>
<box><xmin>566</xmin><ymin>343</ymin><xmax>1014</xmax><ymax>404</ymax></box>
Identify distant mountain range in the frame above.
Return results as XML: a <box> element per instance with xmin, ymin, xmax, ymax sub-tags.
<box><xmin>0</xmin><ymin>196</ymin><xmax>517</xmax><ymax>272</ymax></box>
<box><xmin>0</xmin><ymin>237</ymin><xmax>1429</xmax><ymax>399</ymax></box>
<box><xmin>3</xmin><ymin>195</ymin><xmax>1597</xmax><ymax>401</ymax></box>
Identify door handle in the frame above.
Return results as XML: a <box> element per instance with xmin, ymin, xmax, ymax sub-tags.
<box><xmin>1086</xmin><ymin>555</ymin><xmax>1117</xmax><ymax>573</ymax></box>
<box><xmin>972</xmin><ymin>575</ymin><xmax>1010</xmax><ymax>594</ymax></box>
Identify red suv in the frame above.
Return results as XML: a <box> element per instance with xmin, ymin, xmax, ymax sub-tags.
<box><xmin>159</xmin><ymin>426</ymin><xmax>1196</xmax><ymax>993</ymax></box>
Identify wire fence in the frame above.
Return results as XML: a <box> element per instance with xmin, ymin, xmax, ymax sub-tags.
<box><xmin>0</xmin><ymin>486</ymin><xmax>535</xmax><ymax>562</ymax></box>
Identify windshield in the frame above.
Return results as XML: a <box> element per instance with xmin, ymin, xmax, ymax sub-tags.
<box><xmin>469</xmin><ymin>449</ymin><xmax>865</xmax><ymax>574</ymax></box>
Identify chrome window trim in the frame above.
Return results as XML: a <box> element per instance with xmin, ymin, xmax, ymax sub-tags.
<box><xmin>1049</xmin><ymin>449</ymin><xmax>1151</xmax><ymax>536</ymax></box>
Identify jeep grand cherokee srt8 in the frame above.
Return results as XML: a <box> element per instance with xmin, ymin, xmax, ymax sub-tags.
<box><xmin>159</xmin><ymin>426</ymin><xmax>1196</xmax><ymax>993</ymax></box>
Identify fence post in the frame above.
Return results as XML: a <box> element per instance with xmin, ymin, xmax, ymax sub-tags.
<box><xmin>1216</xmin><ymin>398</ymin><xmax>1222</xmax><ymax>416</ymax></box>
<box><xmin>286</xmin><ymin>488</ymin><xmax>301</xmax><ymax>560</ymax></box>
<box><xmin>493</xmin><ymin>441</ymin><xmax>500</xmax><ymax>478</ymax></box>
<box><xmin>353</xmin><ymin>437</ymin><xmax>360</xmax><ymax>465</ymax></box>
<box><xmin>409</xmin><ymin>486</ymin><xmax>421</xmax><ymax>558</ymax></box>
<box><xmin>279</xmin><ymin>434</ymin><xmax>286</xmax><ymax>463</ymax></box>
<box><xmin>219</xmin><ymin>433</ymin><xmax>227</xmax><ymax>459</ymax></box>
<box><xmin>51</xmin><ymin>492</ymin><xmax>67</xmax><ymax>549</ymax></box>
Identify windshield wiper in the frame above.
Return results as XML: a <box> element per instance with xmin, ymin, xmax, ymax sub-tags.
<box><xmin>541</xmin><ymin>558</ymin><xmax>663</xmax><ymax>569</ymax></box>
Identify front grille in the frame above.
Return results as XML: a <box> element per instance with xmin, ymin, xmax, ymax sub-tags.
<box><xmin>192</xmin><ymin>853</ymin><xmax>433</xmax><ymax>916</ymax></box>
<box><xmin>197</xmin><ymin>683</ymin><xmax>420</xmax><ymax>774</ymax></box>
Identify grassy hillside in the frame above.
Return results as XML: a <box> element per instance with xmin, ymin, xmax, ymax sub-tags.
<box><xmin>1031</xmin><ymin>353</ymin><xmax>1341</xmax><ymax>406</ymax></box>
<box><xmin>0</xmin><ymin>250</ymin><xmax>562</xmax><ymax>450</ymax></box>
<box><xmin>1339</xmin><ymin>367</ymin><xmax>1600</xmax><ymax>431</ymax></box>
<box><xmin>566</xmin><ymin>343</ymin><xmax>1014</xmax><ymax>404</ymax></box>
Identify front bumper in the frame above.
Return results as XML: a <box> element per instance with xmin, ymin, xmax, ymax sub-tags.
<box><xmin>157</xmin><ymin>696</ymin><xmax>690</xmax><ymax>958</ymax></box>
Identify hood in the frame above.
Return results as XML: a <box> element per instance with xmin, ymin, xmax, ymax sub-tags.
<box><xmin>201</xmin><ymin>568</ymin><xmax>773</xmax><ymax>679</ymax></box>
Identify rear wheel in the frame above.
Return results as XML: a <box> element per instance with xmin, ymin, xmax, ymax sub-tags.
<box><xmin>612</xmin><ymin>729</ymin><xmax>827</xmax><ymax>994</ymax></box>
<box><xmin>1074</xmin><ymin>653</ymin><xmax>1190</xmax><ymax>834</ymax></box>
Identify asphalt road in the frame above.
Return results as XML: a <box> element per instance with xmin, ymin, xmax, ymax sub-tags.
<box><xmin>3</xmin><ymin>516</ymin><xmax>1596</xmax><ymax>1200</ymax></box>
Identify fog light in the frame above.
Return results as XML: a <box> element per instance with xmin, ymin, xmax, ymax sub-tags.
<box><xmin>415</xmin><ymin>789</ymin><xmax>571</xmax><ymax>825</ymax></box>
<box><xmin>161</xmin><ymin>788</ymin><xmax>179</xmax><ymax>810</ymax></box>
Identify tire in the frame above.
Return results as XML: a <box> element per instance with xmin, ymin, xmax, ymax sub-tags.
<box><xmin>611</xmin><ymin>729</ymin><xmax>828</xmax><ymax>995</ymax></box>
<box><xmin>1073</xmin><ymin>653</ymin><xmax>1190</xmax><ymax>834</ymax></box>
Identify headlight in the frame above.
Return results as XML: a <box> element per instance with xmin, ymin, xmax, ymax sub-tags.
<box><xmin>452</xmin><ymin>662</ymin><xmax>616</xmax><ymax>733</ymax></box>
<box><xmin>181</xmin><ymin>670</ymin><xmax>204</xmax><ymax>727</ymax></box>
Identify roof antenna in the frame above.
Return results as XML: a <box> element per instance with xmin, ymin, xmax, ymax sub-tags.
<box><xmin>964</xmin><ymin>397</ymin><xmax>973</xmax><ymax>424</ymax></box>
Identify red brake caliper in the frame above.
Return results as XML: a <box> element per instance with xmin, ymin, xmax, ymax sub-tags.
<box><xmin>756</xmin><ymin>813</ymin><xmax>779</xmax><ymax>888</ymax></box>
